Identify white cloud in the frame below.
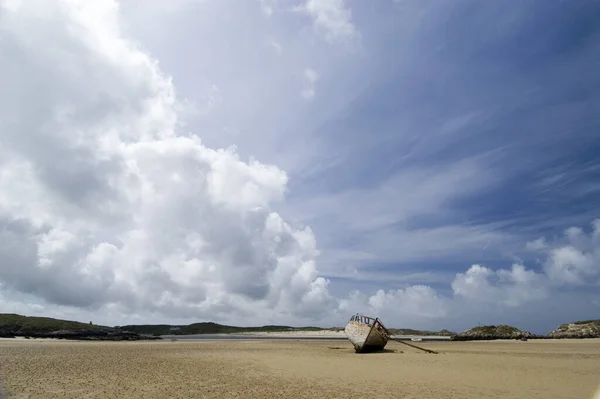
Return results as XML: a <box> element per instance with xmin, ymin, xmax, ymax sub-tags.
<box><xmin>0</xmin><ymin>0</ymin><xmax>333</xmax><ymax>323</ymax></box>
<box><xmin>337</xmin><ymin>286</ymin><xmax>447</xmax><ymax>327</ymax></box>
<box><xmin>543</xmin><ymin>222</ymin><xmax>600</xmax><ymax>285</ymax></box>
<box><xmin>336</xmin><ymin>221</ymin><xmax>600</xmax><ymax>330</ymax></box>
<box><xmin>294</xmin><ymin>0</ymin><xmax>357</xmax><ymax>44</ymax></box>
<box><xmin>301</xmin><ymin>67</ymin><xmax>319</xmax><ymax>99</ymax></box>
<box><xmin>260</xmin><ymin>0</ymin><xmax>276</xmax><ymax>16</ymax></box>
<box><xmin>452</xmin><ymin>263</ymin><xmax>548</xmax><ymax>307</ymax></box>
<box><xmin>526</xmin><ymin>237</ymin><xmax>548</xmax><ymax>251</ymax></box>
<box><xmin>338</xmin><ymin>262</ymin><xmax>548</xmax><ymax>329</ymax></box>
<box><xmin>269</xmin><ymin>40</ymin><xmax>283</xmax><ymax>54</ymax></box>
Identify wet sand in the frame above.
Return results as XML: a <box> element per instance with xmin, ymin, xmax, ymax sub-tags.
<box><xmin>0</xmin><ymin>338</ymin><xmax>599</xmax><ymax>398</ymax></box>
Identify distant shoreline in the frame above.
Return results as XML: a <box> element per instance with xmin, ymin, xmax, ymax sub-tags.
<box><xmin>2</xmin><ymin>313</ymin><xmax>599</xmax><ymax>342</ymax></box>
<box><xmin>160</xmin><ymin>331</ymin><xmax>452</xmax><ymax>341</ymax></box>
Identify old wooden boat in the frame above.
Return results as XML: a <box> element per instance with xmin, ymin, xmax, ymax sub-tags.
<box><xmin>344</xmin><ymin>314</ymin><xmax>390</xmax><ymax>353</ymax></box>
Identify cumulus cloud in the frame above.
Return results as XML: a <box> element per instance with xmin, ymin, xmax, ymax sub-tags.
<box><xmin>542</xmin><ymin>222</ymin><xmax>600</xmax><ymax>285</ymax></box>
<box><xmin>0</xmin><ymin>0</ymin><xmax>334</xmax><ymax>323</ymax></box>
<box><xmin>340</xmin><ymin>221</ymin><xmax>600</xmax><ymax>330</ymax></box>
<box><xmin>294</xmin><ymin>0</ymin><xmax>357</xmax><ymax>44</ymax></box>
<box><xmin>452</xmin><ymin>264</ymin><xmax>548</xmax><ymax>308</ymax></box>
<box><xmin>340</xmin><ymin>285</ymin><xmax>447</xmax><ymax>320</ymax></box>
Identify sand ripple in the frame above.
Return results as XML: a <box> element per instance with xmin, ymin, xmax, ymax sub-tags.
<box><xmin>0</xmin><ymin>338</ymin><xmax>599</xmax><ymax>398</ymax></box>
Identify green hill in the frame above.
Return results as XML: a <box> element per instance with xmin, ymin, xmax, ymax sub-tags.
<box><xmin>0</xmin><ymin>313</ymin><xmax>115</xmax><ymax>334</ymax></box>
<box><xmin>548</xmin><ymin>320</ymin><xmax>600</xmax><ymax>338</ymax></box>
<box><xmin>0</xmin><ymin>313</ymin><xmax>327</xmax><ymax>337</ymax></box>
<box><xmin>451</xmin><ymin>325</ymin><xmax>534</xmax><ymax>341</ymax></box>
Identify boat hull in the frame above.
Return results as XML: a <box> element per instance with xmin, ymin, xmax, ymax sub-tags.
<box><xmin>344</xmin><ymin>321</ymin><xmax>388</xmax><ymax>353</ymax></box>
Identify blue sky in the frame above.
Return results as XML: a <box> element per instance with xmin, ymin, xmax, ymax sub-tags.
<box><xmin>283</xmin><ymin>1</ymin><xmax>600</xmax><ymax>285</ymax></box>
<box><xmin>0</xmin><ymin>0</ymin><xmax>599</xmax><ymax>334</ymax></box>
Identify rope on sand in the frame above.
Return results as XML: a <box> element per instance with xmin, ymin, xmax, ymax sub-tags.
<box><xmin>389</xmin><ymin>337</ymin><xmax>439</xmax><ymax>354</ymax></box>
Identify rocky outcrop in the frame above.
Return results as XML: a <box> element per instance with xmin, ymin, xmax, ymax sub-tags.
<box><xmin>0</xmin><ymin>325</ymin><xmax>18</xmax><ymax>338</ymax></box>
<box><xmin>451</xmin><ymin>325</ymin><xmax>535</xmax><ymax>341</ymax></box>
<box><xmin>547</xmin><ymin>320</ymin><xmax>600</xmax><ymax>339</ymax></box>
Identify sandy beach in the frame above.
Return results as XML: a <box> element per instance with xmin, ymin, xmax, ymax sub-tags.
<box><xmin>0</xmin><ymin>338</ymin><xmax>599</xmax><ymax>398</ymax></box>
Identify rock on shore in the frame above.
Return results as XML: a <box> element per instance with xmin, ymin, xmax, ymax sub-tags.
<box><xmin>451</xmin><ymin>325</ymin><xmax>535</xmax><ymax>341</ymax></box>
<box><xmin>547</xmin><ymin>320</ymin><xmax>600</xmax><ymax>339</ymax></box>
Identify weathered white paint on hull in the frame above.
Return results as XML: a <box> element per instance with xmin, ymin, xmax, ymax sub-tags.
<box><xmin>344</xmin><ymin>321</ymin><xmax>388</xmax><ymax>353</ymax></box>
<box><xmin>345</xmin><ymin>321</ymin><xmax>371</xmax><ymax>350</ymax></box>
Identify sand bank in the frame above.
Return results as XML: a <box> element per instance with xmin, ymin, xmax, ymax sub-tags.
<box><xmin>0</xmin><ymin>338</ymin><xmax>599</xmax><ymax>398</ymax></box>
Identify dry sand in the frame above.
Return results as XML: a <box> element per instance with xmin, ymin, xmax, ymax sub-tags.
<box><xmin>0</xmin><ymin>338</ymin><xmax>599</xmax><ymax>398</ymax></box>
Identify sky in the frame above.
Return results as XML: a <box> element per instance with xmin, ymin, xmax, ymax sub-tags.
<box><xmin>0</xmin><ymin>0</ymin><xmax>599</xmax><ymax>334</ymax></box>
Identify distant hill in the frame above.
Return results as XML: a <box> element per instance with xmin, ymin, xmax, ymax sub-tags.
<box><xmin>17</xmin><ymin>313</ymin><xmax>600</xmax><ymax>341</ymax></box>
<box><xmin>0</xmin><ymin>313</ymin><xmax>114</xmax><ymax>335</ymax></box>
<box><xmin>3</xmin><ymin>313</ymin><xmax>452</xmax><ymax>338</ymax></box>
<box><xmin>548</xmin><ymin>320</ymin><xmax>600</xmax><ymax>338</ymax></box>
<box><xmin>120</xmin><ymin>323</ymin><xmax>456</xmax><ymax>337</ymax></box>
<box><xmin>118</xmin><ymin>322</ymin><xmax>326</xmax><ymax>336</ymax></box>
<box><xmin>450</xmin><ymin>320</ymin><xmax>600</xmax><ymax>341</ymax></box>
<box><xmin>451</xmin><ymin>325</ymin><xmax>535</xmax><ymax>341</ymax></box>
<box><xmin>0</xmin><ymin>313</ymin><xmax>153</xmax><ymax>340</ymax></box>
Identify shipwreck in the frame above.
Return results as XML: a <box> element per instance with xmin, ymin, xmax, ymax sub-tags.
<box><xmin>344</xmin><ymin>314</ymin><xmax>390</xmax><ymax>353</ymax></box>
<box><xmin>344</xmin><ymin>313</ymin><xmax>440</xmax><ymax>354</ymax></box>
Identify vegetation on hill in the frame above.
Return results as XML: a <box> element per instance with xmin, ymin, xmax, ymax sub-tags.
<box><xmin>572</xmin><ymin>319</ymin><xmax>600</xmax><ymax>325</ymax></box>
<box><xmin>451</xmin><ymin>325</ymin><xmax>534</xmax><ymax>341</ymax></box>
<box><xmin>0</xmin><ymin>313</ymin><xmax>114</xmax><ymax>334</ymax></box>
<box><xmin>0</xmin><ymin>313</ymin><xmax>155</xmax><ymax>340</ymax></box>
<box><xmin>548</xmin><ymin>320</ymin><xmax>600</xmax><ymax>338</ymax></box>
